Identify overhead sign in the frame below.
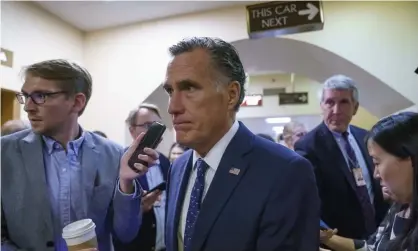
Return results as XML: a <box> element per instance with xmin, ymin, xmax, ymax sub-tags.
<box><xmin>241</xmin><ymin>94</ymin><xmax>263</xmax><ymax>107</ymax></box>
<box><xmin>279</xmin><ymin>92</ymin><xmax>308</xmax><ymax>105</ymax></box>
<box><xmin>246</xmin><ymin>1</ymin><xmax>324</xmax><ymax>39</ymax></box>
<box><xmin>1</xmin><ymin>48</ymin><xmax>14</xmax><ymax>68</ymax></box>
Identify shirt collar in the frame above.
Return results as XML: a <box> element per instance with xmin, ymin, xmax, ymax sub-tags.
<box><xmin>42</xmin><ymin>128</ymin><xmax>85</xmax><ymax>156</ymax></box>
<box><xmin>330</xmin><ymin>124</ymin><xmax>352</xmax><ymax>138</ymax></box>
<box><xmin>192</xmin><ymin>120</ymin><xmax>240</xmax><ymax>171</ymax></box>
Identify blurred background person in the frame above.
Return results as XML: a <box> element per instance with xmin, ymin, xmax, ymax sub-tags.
<box><xmin>93</xmin><ymin>130</ymin><xmax>107</xmax><ymax>138</ymax></box>
<box><xmin>256</xmin><ymin>133</ymin><xmax>275</xmax><ymax>142</ymax></box>
<box><xmin>168</xmin><ymin>142</ymin><xmax>187</xmax><ymax>163</ymax></box>
<box><xmin>1</xmin><ymin>119</ymin><xmax>30</xmax><ymax>136</ymax></box>
<box><xmin>282</xmin><ymin>121</ymin><xmax>307</xmax><ymax>150</ymax></box>
<box><xmin>295</xmin><ymin>75</ymin><xmax>389</xmax><ymax>239</ymax></box>
<box><xmin>113</xmin><ymin>103</ymin><xmax>170</xmax><ymax>251</ymax></box>
<box><xmin>320</xmin><ymin>112</ymin><xmax>418</xmax><ymax>251</ymax></box>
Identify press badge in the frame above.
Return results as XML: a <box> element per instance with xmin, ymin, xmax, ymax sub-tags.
<box><xmin>353</xmin><ymin>168</ymin><xmax>366</xmax><ymax>186</ymax></box>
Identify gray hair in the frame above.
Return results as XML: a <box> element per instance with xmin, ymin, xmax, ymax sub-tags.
<box><xmin>168</xmin><ymin>37</ymin><xmax>247</xmax><ymax>111</ymax></box>
<box><xmin>125</xmin><ymin>103</ymin><xmax>161</xmax><ymax>127</ymax></box>
<box><xmin>319</xmin><ymin>75</ymin><xmax>359</xmax><ymax>103</ymax></box>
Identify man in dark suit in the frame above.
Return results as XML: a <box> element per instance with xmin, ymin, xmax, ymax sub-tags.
<box><xmin>162</xmin><ymin>37</ymin><xmax>320</xmax><ymax>251</ymax></box>
<box><xmin>294</xmin><ymin>75</ymin><xmax>389</xmax><ymax>240</ymax></box>
<box><xmin>113</xmin><ymin>103</ymin><xmax>171</xmax><ymax>251</ymax></box>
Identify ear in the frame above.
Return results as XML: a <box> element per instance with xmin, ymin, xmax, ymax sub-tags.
<box><xmin>227</xmin><ymin>81</ymin><xmax>241</xmax><ymax>110</ymax></box>
<box><xmin>72</xmin><ymin>93</ymin><xmax>87</xmax><ymax>114</ymax></box>
<box><xmin>128</xmin><ymin>126</ymin><xmax>136</xmax><ymax>138</ymax></box>
<box><xmin>353</xmin><ymin>101</ymin><xmax>359</xmax><ymax>116</ymax></box>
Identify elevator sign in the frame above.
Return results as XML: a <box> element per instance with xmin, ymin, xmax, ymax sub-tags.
<box><xmin>246</xmin><ymin>1</ymin><xmax>324</xmax><ymax>39</ymax></box>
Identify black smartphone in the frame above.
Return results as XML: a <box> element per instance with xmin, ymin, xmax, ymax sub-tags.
<box><xmin>128</xmin><ymin>121</ymin><xmax>166</xmax><ymax>171</ymax></box>
<box><xmin>320</xmin><ymin>220</ymin><xmax>330</xmax><ymax>230</ymax></box>
<box><xmin>142</xmin><ymin>181</ymin><xmax>167</xmax><ymax>197</ymax></box>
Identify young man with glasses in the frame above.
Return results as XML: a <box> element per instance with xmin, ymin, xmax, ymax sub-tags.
<box><xmin>113</xmin><ymin>103</ymin><xmax>170</xmax><ymax>251</ymax></box>
<box><xmin>1</xmin><ymin>59</ymin><xmax>159</xmax><ymax>251</ymax></box>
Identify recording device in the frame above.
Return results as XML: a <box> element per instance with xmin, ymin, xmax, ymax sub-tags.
<box><xmin>320</xmin><ymin>220</ymin><xmax>331</xmax><ymax>230</ymax></box>
<box><xmin>142</xmin><ymin>181</ymin><xmax>167</xmax><ymax>197</ymax></box>
<box><xmin>128</xmin><ymin>121</ymin><xmax>166</xmax><ymax>172</ymax></box>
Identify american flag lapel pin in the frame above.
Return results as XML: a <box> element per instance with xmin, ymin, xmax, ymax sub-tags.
<box><xmin>229</xmin><ymin>167</ymin><xmax>240</xmax><ymax>176</ymax></box>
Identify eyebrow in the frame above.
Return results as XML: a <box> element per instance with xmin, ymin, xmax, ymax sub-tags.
<box><xmin>163</xmin><ymin>79</ymin><xmax>201</xmax><ymax>90</ymax></box>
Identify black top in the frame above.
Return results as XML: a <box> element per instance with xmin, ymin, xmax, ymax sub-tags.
<box><xmin>354</xmin><ymin>204</ymin><xmax>413</xmax><ymax>251</ymax></box>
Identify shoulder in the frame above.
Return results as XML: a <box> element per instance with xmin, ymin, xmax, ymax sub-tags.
<box><xmin>253</xmin><ymin>137</ymin><xmax>314</xmax><ymax>174</ymax></box>
<box><xmin>85</xmin><ymin>131</ymin><xmax>124</xmax><ymax>155</ymax></box>
<box><xmin>350</xmin><ymin>125</ymin><xmax>369</xmax><ymax>137</ymax></box>
<box><xmin>170</xmin><ymin>149</ymin><xmax>192</xmax><ymax>170</ymax></box>
<box><xmin>294</xmin><ymin>124</ymin><xmax>322</xmax><ymax>151</ymax></box>
<box><xmin>1</xmin><ymin>129</ymin><xmax>32</xmax><ymax>149</ymax></box>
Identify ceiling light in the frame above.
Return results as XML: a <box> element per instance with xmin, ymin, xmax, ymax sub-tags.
<box><xmin>272</xmin><ymin>126</ymin><xmax>284</xmax><ymax>134</ymax></box>
<box><xmin>265</xmin><ymin>117</ymin><xmax>291</xmax><ymax>124</ymax></box>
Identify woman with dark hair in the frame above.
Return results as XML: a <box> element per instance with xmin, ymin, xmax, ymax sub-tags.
<box><xmin>320</xmin><ymin>112</ymin><xmax>418</xmax><ymax>251</ymax></box>
<box><xmin>168</xmin><ymin>142</ymin><xmax>187</xmax><ymax>163</ymax></box>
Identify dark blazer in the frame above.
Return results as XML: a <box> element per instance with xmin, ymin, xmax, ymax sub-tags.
<box><xmin>165</xmin><ymin>122</ymin><xmax>320</xmax><ymax>251</ymax></box>
<box><xmin>113</xmin><ymin>152</ymin><xmax>170</xmax><ymax>251</ymax></box>
<box><xmin>294</xmin><ymin>122</ymin><xmax>389</xmax><ymax>239</ymax></box>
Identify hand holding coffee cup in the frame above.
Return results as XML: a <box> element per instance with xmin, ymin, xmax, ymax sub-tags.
<box><xmin>62</xmin><ymin>219</ymin><xmax>98</xmax><ymax>251</ymax></box>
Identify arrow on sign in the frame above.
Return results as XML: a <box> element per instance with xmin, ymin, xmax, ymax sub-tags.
<box><xmin>298</xmin><ymin>95</ymin><xmax>308</xmax><ymax>102</ymax></box>
<box><xmin>0</xmin><ymin>52</ymin><xmax>7</xmax><ymax>62</ymax></box>
<box><xmin>298</xmin><ymin>3</ymin><xmax>319</xmax><ymax>20</ymax></box>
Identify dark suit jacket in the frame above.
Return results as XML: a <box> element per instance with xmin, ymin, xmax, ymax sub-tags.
<box><xmin>294</xmin><ymin>122</ymin><xmax>389</xmax><ymax>239</ymax></box>
<box><xmin>165</xmin><ymin>122</ymin><xmax>320</xmax><ymax>251</ymax></box>
<box><xmin>113</xmin><ymin>152</ymin><xmax>170</xmax><ymax>251</ymax></box>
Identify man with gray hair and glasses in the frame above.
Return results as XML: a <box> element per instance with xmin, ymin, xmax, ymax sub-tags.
<box><xmin>295</xmin><ymin>75</ymin><xmax>389</xmax><ymax>241</ymax></box>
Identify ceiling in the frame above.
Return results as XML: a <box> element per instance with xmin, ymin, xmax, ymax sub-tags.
<box><xmin>34</xmin><ymin>1</ymin><xmax>257</xmax><ymax>31</ymax></box>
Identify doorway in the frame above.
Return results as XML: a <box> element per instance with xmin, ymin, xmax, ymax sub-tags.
<box><xmin>1</xmin><ymin>88</ymin><xmax>21</xmax><ymax>125</ymax></box>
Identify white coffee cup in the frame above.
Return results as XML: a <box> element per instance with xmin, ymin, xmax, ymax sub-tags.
<box><xmin>62</xmin><ymin>219</ymin><xmax>98</xmax><ymax>251</ymax></box>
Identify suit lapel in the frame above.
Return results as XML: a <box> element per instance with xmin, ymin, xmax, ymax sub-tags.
<box><xmin>170</xmin><ymin>151</ymin><xmax>193</xmax><ymax>249</ymax></box>
<box><xmin>318</xmin><ymin>123</ymin><xmax>358</xmax><ymax>192</ymax></box>
<box><xmin>191</xmin><ymin>123</ymin><xmax>254</xmax><ymax>251</ymax></box>
<box><xmin>80</xmin><ymin>132</ymin><xmax>100</xmax><ymax>218</ymax></box>
<box><xmin>20</xmin><ymin>132</ymin><xmax>54</xmax><ymax>240</ymax></box>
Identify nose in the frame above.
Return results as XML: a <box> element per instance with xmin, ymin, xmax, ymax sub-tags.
<box><xmin>168</xmin><ymin>91</ymin><xmax>184</xmax><ymax>116</ymax></box>
<box><xmin>24</xmin><ymin>97</ymin><xmax>37</xmax><ymax>112</ymax></box>
<box><xmin>332</xmin><ymin>103</ymin><xmax>342</xmax><ymax>114</ymax></box>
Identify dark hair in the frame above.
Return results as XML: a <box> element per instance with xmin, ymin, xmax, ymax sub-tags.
<box><xmin>125</xmin><ymin>103</ymin><xmax>161</xmax><ymax>127</ymax></box>
<box><xmin>256</xmin><ymin>133</ymin><xmax>275</xmax><ymax>142</ymax></box>
<box><xmin>169</xmin><ymin>142</ymin><xmax>188</xmax><ymax>154</ymax></box>
<box><xmin>367</xmin><ymin>112</ymin><xmax>418</xmax><ymax>250</ymax></box>
<box><xmin>93</xmin><ymin>130</ymin><xmax>107</xmax><ymax>138</ymax></box>
<box><xmin>22</xmin><ymin>59</ymin><xmax>92</xmax><ymax>116</ymax></box>
<box><xmin>168</xmin><ymin>37</ymin><xmax>246</xmax><ymax>111</ymax></box>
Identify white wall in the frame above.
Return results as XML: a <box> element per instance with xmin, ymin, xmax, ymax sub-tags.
<box><xmin>1</xmin><ymin>1</ymin><xmax>84</xmax><ymax>120</ymax></box>
<box><xmin>83</xmin><ymin>1</ymin><xmax>418</xmax><ymax>144</ymax></box>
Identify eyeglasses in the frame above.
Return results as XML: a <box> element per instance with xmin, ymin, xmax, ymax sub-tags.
<box><xmin>295</xmin><ymin>132</ymin><xmax>307</xmax><ymax>138</ymax></box>
<box><xmin>16</xmin><ymin>91</ymin><xmax>67</xmax><ymax>105</ymax></box>
<box><xmin>132</xmin><ymin>121</ymin><xmax>155</xmax><ymax>129</ymax></box>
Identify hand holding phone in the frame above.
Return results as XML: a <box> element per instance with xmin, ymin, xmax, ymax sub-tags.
<box><xmin>142</xmin><ymin>182</ymin><xmax>166</xmax><ymax>197</ymax></box>
<box><xmin>119</xmin><ymin>122</ymin><xmax>166</xmax><ymax>191</ymax></box>
<box><xmin>127</xmin><ymin>122</ymin><xmax>166</xmax><ymax>173</ymax></box>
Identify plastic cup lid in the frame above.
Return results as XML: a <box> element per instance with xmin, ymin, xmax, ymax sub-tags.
<box><xmin>62</xmin><ymin>219</ymin><xmax>96</xmax><ymax>239</ymax></box>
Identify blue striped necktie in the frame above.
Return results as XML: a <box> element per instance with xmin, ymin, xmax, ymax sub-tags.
<box><xmin>184</xmin><ymin>158</ymin><xmax>209</xmax><ymax>251</ymax></box>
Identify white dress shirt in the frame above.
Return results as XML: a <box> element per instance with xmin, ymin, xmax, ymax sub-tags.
<box><xmin>178</xmin><ymin>120</ymin><xmax>239</xmax><ymax>241</ymax></box>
